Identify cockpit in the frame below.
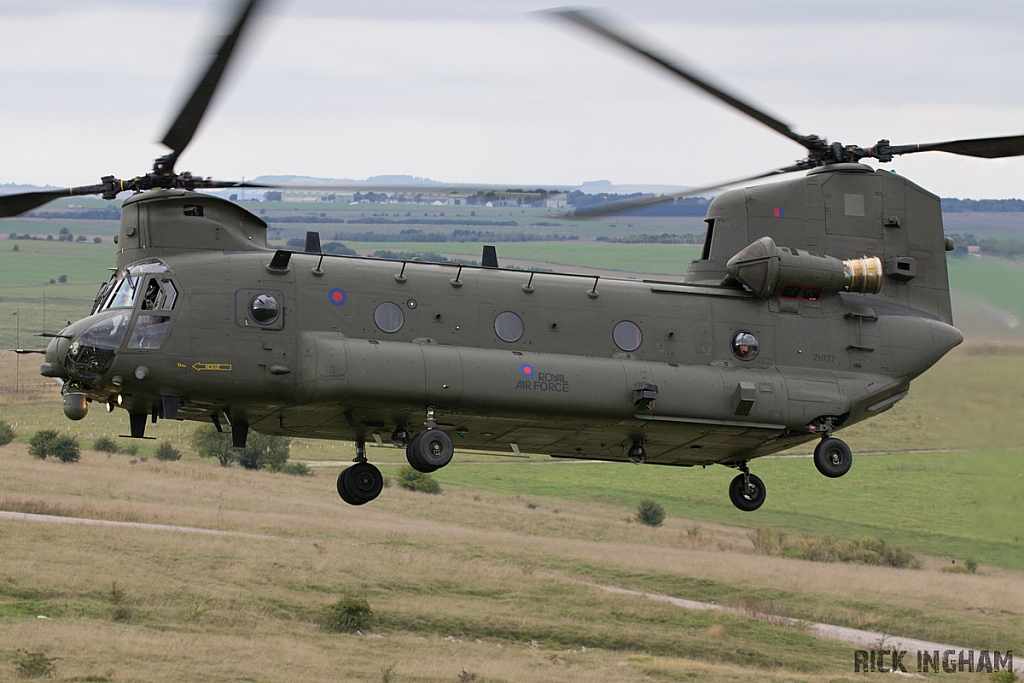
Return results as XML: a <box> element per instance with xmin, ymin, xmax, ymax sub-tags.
<box><xmin>58</xmin><ymin>259</ymin><xmax>181</xmax><ymax>385</ymax></box>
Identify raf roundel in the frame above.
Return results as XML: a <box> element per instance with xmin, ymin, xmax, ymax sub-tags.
<box><xmin>520</xmin><ymin>364</ymin><xmax>534</xmax><ymax>377</ymax></box>
<box><xmin>328</xmin><ymin>287</ymin><xmax>347</xmax><ymax>306</ymax></box>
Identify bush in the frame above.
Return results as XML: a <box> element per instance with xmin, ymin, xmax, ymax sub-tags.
<box><xmin>49</xmin><ymin>435</ymin><xmax>80</xmax><ymax>463</ymax></box>
<box><xmin>636</xmin><ymin>498</ymin><xmax>666</xmax><ymax>527</ymax></box>
<box><xmin>279</xmin><ymin>461</ymin><xmax>312</xmax><ymax>476</ymax></box>
<box><xmin>190</xmin><ymin>425</ymin><xmax>291</xmax><ymax>469</ymax></box>
<box><xmin>319</xmin><ymin>595</ymin><xmax>373</xmax><ymax>633</ymax></box>
<box><xmin>28</xmin><ymin>429</ymin><xmax>60</xmax><ymax>459</ymax></box>
<box><xmin>0</xmin><ymin>420</ymin><xmax>15</xmax><ymax>447</ymax></box>
<box><xmin>120</xmin><ymin>441</ymin><xmax>139</xmax><ymax>456</ymax></box>
<box><xmin>13</xmin><ymin>649</ymin><xmax>56</xmax><ymax>678</ymax></box>
<box><xmin>748</xmin><ymin>525</ymin><xmax>920</xmax><ymax>569</ymax></box>
<box><xmin>93</xmin><ymin>435</ymin><xmax>119</xmax><ymax>453</ymax></box>
<box><xmin>155</xmin><ymin>440</ymin><xmax>182</xmax><ymax>461</ymax></box>
<box><xmin>396</xmin><ymin>465</ymin><xmax>441</xmax><ymax>494</ymax></box>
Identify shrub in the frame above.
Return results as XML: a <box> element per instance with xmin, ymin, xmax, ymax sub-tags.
<box><xmin>190</xmin><ymin>424</ymin><xmax>291</xmax><ymax>469</ymax></box>
<box><xmin>396</xmin><ymin>465</ymin><xmax>441</xmax><ymax>494</ymax></box>
<box><xmin>155</xmin><ymin>440</ymin><xmax>182</xmax><ymax>461</ymax></box>
<box><xmin>279</xmin><ymin>461</ymin><xmax>311</xmax><ymax>476</ymax></box>
<box><xmin>119</xmin><ymin>441</ymin><xmax>139</xmax><ymax>456</ymax></box>
<box><xmin>93</xmin><ymin>435</ymin><xmax>119</xmax><ymax>453</ymax></box>
<box><xmin>29</xmin><ymin>429</ymin><xmax>60</xmax><ymax>459</ymax></box>
<box><xmin>990</xmin><ymin>670</ymin><xmax>1019</xmax><ymax>683</ymax></box>
<box><xmin>636</xmin><ymin>498</ymin><xmax>666</xmax><ymax>527</ymax></box>
<box><xmin>749</xmin><ymin>525</ymin><xmax>920</xmax><ymax>569</ymax></box>
<box><xmin>49</xmin><ymin>435</ymin><xmax>80</xmax><ymax>463</ymax></box>
<box><xmin>319</xmin><ymin>595</ymin><xmax>373</xmax><ymax>633</ymax></box>
<box><xmin>0</xmin><ymin>420</ymin><xmax>15</xmax><ymax>447</ymax></box>
<box><xmin>14</xmin><ymin>649</ymin><xmax>56</xmax><ymax>678</ymax></box>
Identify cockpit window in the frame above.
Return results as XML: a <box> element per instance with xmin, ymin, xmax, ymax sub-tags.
<box><xmin>125</xmin><ymin>259</ymin><xmax>170</xmax><ymax>275</ymax></box>
<box><xmin>127</xmin><ymin>315</ymin><xmax>171</xmax><ymax>350</ymax></box>
<box><xmin>75</xmin><ymin>311</ymin><xmax>132</xmax><ymax>351</ymax></box>
<box><xmin>104</xmin><ymin>276</ymin><xmax>141</xmax><ymax>309</ymax></box>
<box><xmin>141</xmin><ymin>278</ymin><xmax>178</xmax><ymax>311</ymax></box>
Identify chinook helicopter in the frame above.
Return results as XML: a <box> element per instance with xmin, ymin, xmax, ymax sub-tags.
<box><xmin>4</xmin><ymin>3</ymin><xmax>1020</xmax><ymax>511</ymax></box>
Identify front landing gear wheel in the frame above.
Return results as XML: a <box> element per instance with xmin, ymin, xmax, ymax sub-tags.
<box><xmin>729</xmin><ymin>472</ymin><xmax>766</xmax><ymax>511</ymax></box>
<box><xmin>337</xmin><ymin>462</ymin><xmax>384</xmax><ymax>505</ymax></box>
<box><xmin>814</xmin><ymin>437</ymin><xmax>852</xmax><ymax>478</ymax></box>
<box><xmin>405</xmin><ymin>429</ymin><xmax>454</xmax><ymax>473</ymax></box>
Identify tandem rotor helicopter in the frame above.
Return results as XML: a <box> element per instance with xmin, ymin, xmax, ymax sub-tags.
<box><xmin>5</xmin><ymin>2</ymin><xmax>1021</xmax><ymax>511</ymax></box>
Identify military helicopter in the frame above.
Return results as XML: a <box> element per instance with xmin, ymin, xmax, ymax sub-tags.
<box><xmin>4</xmin><ymin>3</ymin><xmax>1020</xmax><ymax>511</ymax></box>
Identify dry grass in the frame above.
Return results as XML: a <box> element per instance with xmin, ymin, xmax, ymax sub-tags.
<box><xmin>0</xmin><ymin>439</ymin><xmax>1021</xmax><ymax>681</ymax></box>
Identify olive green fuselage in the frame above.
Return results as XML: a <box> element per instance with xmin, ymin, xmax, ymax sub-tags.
<box><xmin>47</xmin><ymin>163</ymin><xmax>962</xmax><ymax>467</ymax></box>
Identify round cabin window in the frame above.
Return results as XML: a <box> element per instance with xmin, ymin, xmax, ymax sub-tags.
<box><xmin>731</xmin><ymin>331</ymin><xmax>759</xmax><ymax>361</ymax></box>
<box><xmin>249</xmin><ymin>294</ymin><xmax>280</xmax><ymax>325</ymax></box>
<box><xmin>613</xmin><ymin>320</ymin><xmax>642</xmax><ymax>352</ymax></box>
<box><xmin>494</xmin><ymin>311</ymin><xmax>524</xmax><ymax>342</ymax></box>
<box><xmin>374</xmin><ymin>301</ymin><xmax>404</xmax><ymax>333</ymax></box>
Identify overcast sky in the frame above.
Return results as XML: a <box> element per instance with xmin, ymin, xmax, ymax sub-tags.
<box><xmin>2</xmin><ymin>0</ymin><xmax>1023</xmax><ymax>198</ymax></box>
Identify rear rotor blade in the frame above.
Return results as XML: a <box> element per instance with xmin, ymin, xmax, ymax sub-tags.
<box><xmin>889</xmin><ymin>135</ymin><xmax>1024</xmax><ymax>160</ymax></box>
<box><xmin>567</xmin><ymin>164</ymin><xmax>806</xmax><ymax>219</ymax></box>
<box><xmin>548</xmin><ymin>8</ymin><xmax>815</xmax><ymax>152</ymax></box>
<box><xmin>159</xmin><ymin>0</ymin><xmax>263</xmax><ymax>167</ymax></box>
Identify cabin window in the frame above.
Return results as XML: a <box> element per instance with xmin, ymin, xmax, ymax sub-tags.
<box><xmin>249</xmin><ymin>294</ymin><xmax>280</xmax><ymax>325</ymax></box>
<box><xmin>613</xmin><ymin>320</ymin><xmax>643</xmax><ymax>352</ymax></box>
<box><xmin>494</xmin><ymin>311</ymin><xmax>524</xmax><ymax>342</ymax></box>
<box><xmin>731</xmin><ymin>331</ymin><xmax>759</xmax><ymax>361</ymax></box>
<box><xmin>374</xmin><ymin>301</ymin><xmax>404</xmax><ymax>333</ymax></box>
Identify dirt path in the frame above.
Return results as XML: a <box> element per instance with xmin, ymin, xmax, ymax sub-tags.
<box><xmin>593</xmin><ymin>585</ymin><xmax>1022</xmax><ymax>675</ymax></box>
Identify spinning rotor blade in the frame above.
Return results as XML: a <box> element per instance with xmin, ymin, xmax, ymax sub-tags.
<box><xmin>0</xmin><ymin>183</ymin><xmax>111</xmax><ymax>219</ymax></box>
<box><xmin>549</xmin><ymin>8</ymin><xmax>815</xmax><ymax>152</ymax></box>
<box><xmin>886</xmin><ymin>135</ymin><xmax>1024</xmax><ymax>160</ymax></box>
<box><xmin>568</xmin><ymin>164</ymin><xmax>806</xmax><ymax>219</ymax></box>
<box><xmin>159</xmin><ymin>0</ymin><xmax>263</xmax><ymax>170</ymax></box>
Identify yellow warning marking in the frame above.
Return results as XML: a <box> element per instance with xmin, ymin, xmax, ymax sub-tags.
<box><xmin>192</xmin><ymin>363</ymin><xmax>233</xmax><ymax>372</ymax></box>
<box><xmin>176</xmin><ymin>363</ymin><xmax>187</xmax><ymax>369</ymax></box>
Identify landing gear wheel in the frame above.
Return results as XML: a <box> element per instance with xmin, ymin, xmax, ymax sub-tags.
<box><xmin>814</xmin><ymin>437</ymin><xmax>852</xmax><ymax>478</ymax></box>
<box><xmin>729</xmin><ymin>472</ymin><xmax>766</xmax><ymax>512</ymax></box>
<box><xmin>405</xmin><ymin>429</ymin><xmax>454</xmax><ymax>473</ymax></box>
<box><xmin>337</xmin><ymin>469</ymin><xmax>360</xmax><ymax>505</ymax></box>
<box><xmin>337</xmin><ymin>463</ymin><xmax>384</xmax><ymax>505</ymax></box>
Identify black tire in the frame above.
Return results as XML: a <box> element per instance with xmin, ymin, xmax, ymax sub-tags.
<box><xmin>814</xmin><ymin>437</ymin><xmax>852</xmax><ymax>478</ymax></box>
<box><xmin>342</xmin><ymin>462</ymin><xmax>384</xmax><ymax>505</ymax></box>
<box><xmin>406</xmin><ymin>429</ymin><xmax>453</xmax><ymax>472</ymax></box>
<box><xmin>729</xmin><ymin>473</ymin><xmax>766</xmax><ymax>512</ymax></box>
<box><xmin>405</xmin><ymin>433</ymin><xmax>434</xmax><ymax>473</ymax></box>
<box><xmin>336</xmin><ymin>469</ymin><xmax>363</xmax><ymax>506</ymax></box>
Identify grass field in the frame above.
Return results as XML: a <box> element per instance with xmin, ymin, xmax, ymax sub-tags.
<box><xmin>1</xmin><ymin>439</ymin><xmax>1022</xmax><ymax>682</ymax></box>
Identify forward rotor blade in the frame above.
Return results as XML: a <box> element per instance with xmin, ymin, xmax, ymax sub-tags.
<box><xmin>160</xmin><ymin>0</ymin><xmax>262</xmax><ymax>163</ymax></box>
<box><xmin>208</xmin><ymin>180</ymin><xmax>578</xmax><ymax>195</ymax></box>
<box><xmin>567</xmin><ymin>164</ymin><xmax>806</xmax><ymax>219</ymax></box>
<box><xmin>890</xmin><ymin>135</ymin><xmax>1024</xmax><ymax>160</ymax></box>
<box><xmin>0</xmin><ymin>184</ymin><xmax>109</xmax><ymax>218</ymax></box>
<box><xmin>548</xmin><ymin>8</ymin><xmax>813</xmax><ymax>151</ymax></box>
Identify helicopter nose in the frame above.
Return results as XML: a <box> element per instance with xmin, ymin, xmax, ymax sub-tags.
<box><xmin>40</xmin><ymin>335</ymin><xmax>69</xmax><ymax>379</ymax></box>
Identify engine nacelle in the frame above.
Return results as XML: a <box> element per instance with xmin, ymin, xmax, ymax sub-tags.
<box><xmin>726</xmin><ymin>236</ymin><xmax>882</xmax><ymax>300</ymax></box>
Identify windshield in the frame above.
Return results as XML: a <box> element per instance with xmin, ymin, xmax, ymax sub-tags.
<box><xmin>103</xmin><ymin>276</ymin><xmax>141</xmax><ymax>310</ymax></box>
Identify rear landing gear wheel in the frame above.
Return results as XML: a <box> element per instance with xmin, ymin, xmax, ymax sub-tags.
<box><xmin>405</xmin><ymin>429</ymin><xmax>454</xmax><ymax>473</ymax></box>
<box><xmin>729</xmin><ymin>472</ymin><xmax>766</xmax><ymax>512</ymax></box>
<box><xmin>337</xmin><ymin>462</ymin><xmax>384</xmax><ymax>505</ymax></box>
<box><xmin>814</xmin><ymin>437</ymin><xmax>852</xmax><ymax>478</ymax></box>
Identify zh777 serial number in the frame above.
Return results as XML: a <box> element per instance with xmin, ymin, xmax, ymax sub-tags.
<box><xmin>814</xmin><ymin>354</ymin><xmax>836</xmax><ymax>363</ymax></box>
